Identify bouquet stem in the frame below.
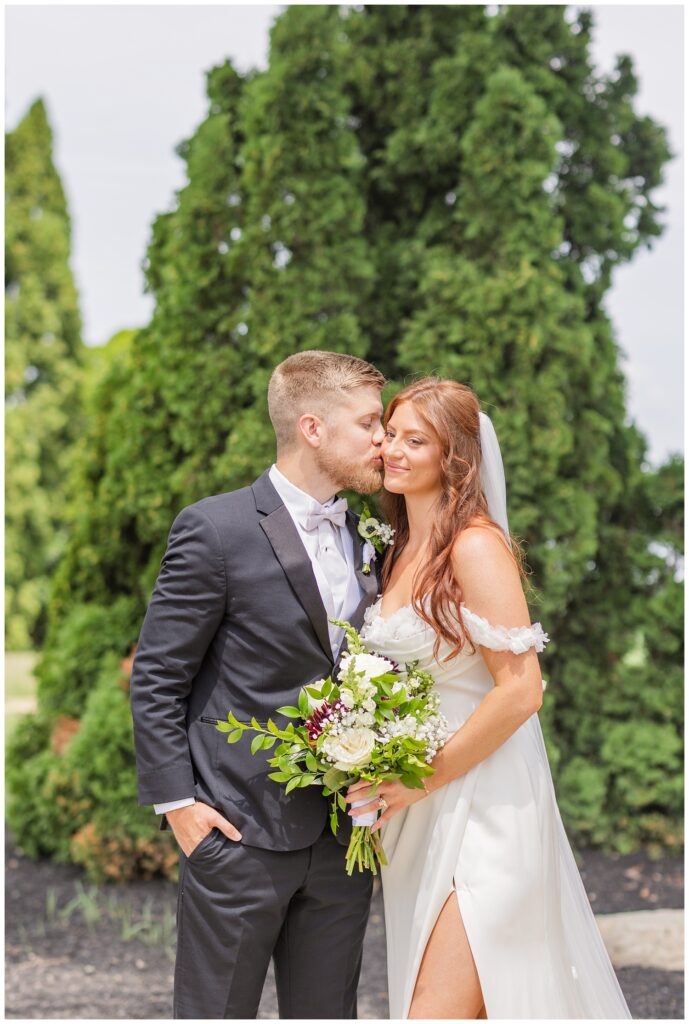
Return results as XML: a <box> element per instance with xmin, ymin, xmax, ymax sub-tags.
<box><xmin>345</xmin><ymin>826</ymin><xmax>388</xmax><ymax>875</ymax></box>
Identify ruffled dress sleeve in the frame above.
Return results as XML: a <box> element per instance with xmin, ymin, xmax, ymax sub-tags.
<box><xmin>460</xmin><ymin>603</ymin><xmax>550</xmax><ymax>654</ymax></box>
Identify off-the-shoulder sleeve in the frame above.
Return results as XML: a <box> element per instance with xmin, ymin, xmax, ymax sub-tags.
<box><xmin>460</xmin><ymin>604</ymin><xmax>550</xmax><ymax>654</ymax></box>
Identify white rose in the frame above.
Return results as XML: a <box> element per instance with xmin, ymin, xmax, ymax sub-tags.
<box><xmin>339</xmin><ymin>652</ymin><xmax>394</xmax><ymax>683</ymax></box>
<box><xmin>339</xmin><ymin>687</ymin><xmax>355</xmax><ymax>709</ymax></box>
<box><xmin>322</xmin><ymin>727</ymin><xmax>376</xmax><ymax>771</ymax></box>
<box><xmin>363</xmin><ymin>698</ymin><xmax>376</xmax><ymax>714</ymax></box>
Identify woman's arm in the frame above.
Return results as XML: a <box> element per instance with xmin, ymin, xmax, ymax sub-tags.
<box><xmin>423</xmin><ymin>524</ymin><xmax>544</xmax><ymax>794</ymax></box>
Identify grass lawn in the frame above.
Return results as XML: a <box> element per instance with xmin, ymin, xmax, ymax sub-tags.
<box><xmin>5</xmin><ymin>651</ymin><xmax>38</xmax><ymax>738</ymax></box>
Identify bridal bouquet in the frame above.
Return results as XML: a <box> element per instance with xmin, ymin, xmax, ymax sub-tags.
<box><xmin>215</xmin><ymin>620</ymin><xmax>448</xmax><ymax>875</ymax></box>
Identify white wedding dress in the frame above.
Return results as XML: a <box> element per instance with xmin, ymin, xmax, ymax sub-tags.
<box><xmin>360</xmin><ymin>597</ymin><xmax>632</xmax><ymax>1020</ymax></box>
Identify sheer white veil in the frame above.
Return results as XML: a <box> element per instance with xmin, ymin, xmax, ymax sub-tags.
<box><xmin>479</xmin><ymin>411</ymin><xmax>510</xmax><ymax>542</ymax></box>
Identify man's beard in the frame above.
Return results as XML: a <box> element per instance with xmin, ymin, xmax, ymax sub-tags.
<box><xmin>315</xmin><ymin>444</ymin><xmax>383</xmax><ymax>495</ymax></box>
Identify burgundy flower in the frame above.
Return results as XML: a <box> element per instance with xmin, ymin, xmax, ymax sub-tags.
<box><xmin>306</xmin><ymin>698</ymin><xmax>346</xmax><ymax>745</ymax></box>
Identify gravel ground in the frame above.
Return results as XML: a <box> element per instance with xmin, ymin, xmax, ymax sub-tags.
<box><xmin>5</xmin><ymin>832</ymin><xmax>683</xmax><ymax>1019</ymax></box>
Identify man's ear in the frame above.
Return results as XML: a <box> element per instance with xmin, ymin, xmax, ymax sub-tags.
<box><xmin>297</xmin><ymin>413</ymin><xmax>323</xmax><ymax>449</ymax></box>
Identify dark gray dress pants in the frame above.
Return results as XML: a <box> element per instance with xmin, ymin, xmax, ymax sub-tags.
<box><xmin>173</xmin><ymin>823</ymin><xmax>373</xmax><ymax>1019</ymax></box>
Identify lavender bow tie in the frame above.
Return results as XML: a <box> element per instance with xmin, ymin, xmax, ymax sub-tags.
<box><xmin>304</xmin><ymin>498</ymin><xmax>348</xmax><ymax>532</ymax></box>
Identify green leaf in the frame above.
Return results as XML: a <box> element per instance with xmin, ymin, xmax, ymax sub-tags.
<box><xmin>401</xmin><ymin>773</ymin><xmax>425</xmax><ymax>790</ymax></box>
<box><xmin>322</xmin><ymin>766</ymin><xmax>350</xmax><ymax>791</ymax></box>
<box><xmin>225</xmin><ymin>729</ymin><xmax>243</xmax><ymax>744</ymax></box>
<box><xmin>285</xmin><ymin>776</ymin><xmax>301</xmax><ymax>794</ymax></box>
<box><xmin>251</xmin><ymin>733</ymin><xmax>265</xmax><ymax>755</ymax></box>
<box><xmin>276</xmin><ymin>706</ymin><xmax>302</xmax><ymax>719</ymax></box>
<box><xmin>267</xmin><ymin>771</ymin><xmax>290</xmax><ymax>783</ymax></box>
<box><xmin>215</xmin><ymin>720</ymin><xmax>232</xmax><ymax>733</ymax></box>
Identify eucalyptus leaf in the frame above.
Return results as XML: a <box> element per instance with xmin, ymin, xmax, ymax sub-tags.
<box><xmin>322</xmin><ymin>766</ymin><xmax>349</xmax><ymax>791</ymax></box>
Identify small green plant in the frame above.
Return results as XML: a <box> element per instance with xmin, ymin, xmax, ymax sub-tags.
<box><xmin>43</xmin><ymin>881</ymin><xmax>177</xmax><ymax>952</ymax></box>
<box><xmin>58</xmin><ymin>882</ymin><xmax>103</xmax><ymax>928</ymax></box>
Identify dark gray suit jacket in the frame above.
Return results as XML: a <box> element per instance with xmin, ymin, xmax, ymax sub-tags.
<box><xmin>130</xmin><ymin>469</ymin><xmax>379</xmax><ymax>851</ymax></box>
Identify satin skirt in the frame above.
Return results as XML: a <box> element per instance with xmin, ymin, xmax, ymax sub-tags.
<box><xmin>380</xmin><ymin>712</ymin><xmax>631</xmax><ymax>1019</ymax></box>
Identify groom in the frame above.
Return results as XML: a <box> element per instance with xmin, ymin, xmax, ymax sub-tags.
<box><xmin>130</xmin><ymin>350</ymin><xmax>386</xmax><ymax>1019</ymax></box>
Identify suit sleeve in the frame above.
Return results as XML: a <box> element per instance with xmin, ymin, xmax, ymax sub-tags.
<box><xmin>130</xmin><ymin>504</ymin><xmax>227</xmax><ymax>805</ymax></box>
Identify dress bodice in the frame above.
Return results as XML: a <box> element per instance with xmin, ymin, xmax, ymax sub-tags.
<box><xmin>360</xmin><ymin>598</ymin><xmax>550</xmax><ymax>726</ymax></box>
<box><xmin>361</xmin><ymin>597</ymin><xmax>549</xmax><ymax>656</ymax></box>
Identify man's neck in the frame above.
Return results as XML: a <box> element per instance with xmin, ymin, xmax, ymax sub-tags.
<box><xmin>274</xmin><ymin>455</ymin><xmax>339</xmax><ymax>504</ymax></box>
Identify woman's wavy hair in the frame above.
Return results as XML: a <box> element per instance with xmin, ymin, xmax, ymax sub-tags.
<box><xmin>379</xmin><ymin>378</ymin><xmax>527</xmax><ymax>661</ymax></box>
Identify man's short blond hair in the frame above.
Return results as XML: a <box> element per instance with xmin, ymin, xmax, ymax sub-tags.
<box><xmin>268</xmin><ymin>350</ymin><xmax>385</xmax><ymax>452</ymax></box>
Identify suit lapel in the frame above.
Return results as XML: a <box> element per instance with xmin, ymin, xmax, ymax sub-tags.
<box><xmin>252</xmin><ymin>471</ymin><xmax>381</xmax><ymax>658</ymax></box>
<box><xmin>254</xmin><ymin>472</ymin><xmax>333</xmax><ymax>661</ymax></box>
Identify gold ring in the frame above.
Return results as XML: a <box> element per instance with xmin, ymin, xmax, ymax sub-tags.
<box><xmin>379</xmin><ymin>796</ymin><xmax>388</xmax><ymax>811</ymax></box>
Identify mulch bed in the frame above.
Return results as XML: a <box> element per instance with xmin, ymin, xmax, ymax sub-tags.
<box><xmin>5</xmin><ymin>831</ymin><xmax>683</xmax><ymax>1019</ymax></box>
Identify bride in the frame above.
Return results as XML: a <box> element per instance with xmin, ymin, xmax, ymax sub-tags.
<box><xmin>346</xmin><ymin>378</ymin><xmax>631</xmax><ymax>1020</ymax></box>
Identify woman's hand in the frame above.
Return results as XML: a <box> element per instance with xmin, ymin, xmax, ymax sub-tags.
<box><xmin>345</xmin><ymin>778</ymin><xmax>428</xmax><ymax>834</ymax></box>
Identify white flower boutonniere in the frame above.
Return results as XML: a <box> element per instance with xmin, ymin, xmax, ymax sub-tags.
<box><xmin>357</xmin><ymin>503</ymin><xmax>395</xmax><ymax>574</ymax></box>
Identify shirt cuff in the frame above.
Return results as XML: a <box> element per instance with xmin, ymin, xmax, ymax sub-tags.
<box><xmin>154</xmin><ymin>797</ymin><xmax>196</xmax><ymax>815</ymax></box>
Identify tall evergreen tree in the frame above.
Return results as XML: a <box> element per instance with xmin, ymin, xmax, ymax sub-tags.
<box><xmin>341</xmin><ymin>5</ymin><xmax>680</xmax><ymax>850</ymax></box>
<box><xmin>5</xmin><ymin>98</ymin><xmax>83</xmax><ymax>649</ymax></box>
<box><xmin>221</xmin><ymin>4</ymin><xmax>373</xmax><ymax>486</ymax></box>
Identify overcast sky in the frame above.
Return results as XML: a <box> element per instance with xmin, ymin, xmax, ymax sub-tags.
<box><xmin>5</xmin><ymin>3</ymin><xmax>683</xmax><ymax>466</ymax></box>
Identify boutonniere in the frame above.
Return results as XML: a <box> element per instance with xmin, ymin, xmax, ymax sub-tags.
<box><xmin>357</xmin><ymin>503</ymin><xmax>395</xmax><ymax>574</ymax></box>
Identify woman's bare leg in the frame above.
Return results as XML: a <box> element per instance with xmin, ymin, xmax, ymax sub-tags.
<box><xmin>408</xmin><ymin>890</ymin><xmax>485</xmax><ymax>1019</ymax></box>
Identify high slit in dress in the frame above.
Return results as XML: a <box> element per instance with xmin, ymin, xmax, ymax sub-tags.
<box><xmin>360</xmin><ymin>599</ymin><xmax>632</xmax><ymax>1020</ymax></box>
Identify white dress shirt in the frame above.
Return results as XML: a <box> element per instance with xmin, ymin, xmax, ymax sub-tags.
<box><xmin>154</xmin><ymin>465</ymin><xmax>364</xmax><ymax>816</ymax></box>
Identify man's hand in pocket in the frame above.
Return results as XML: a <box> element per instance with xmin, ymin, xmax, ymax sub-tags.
<box><xmin>167</xmin><ymin>801</ymin><xmax>242</xmax><ymax>857</ymax></box>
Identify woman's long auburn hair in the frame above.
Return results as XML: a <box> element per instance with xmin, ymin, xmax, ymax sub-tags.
<box><xmin>379</xmin><ymin>378</ymin><xmax>527</xmax><ymax>661</ymax></box>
